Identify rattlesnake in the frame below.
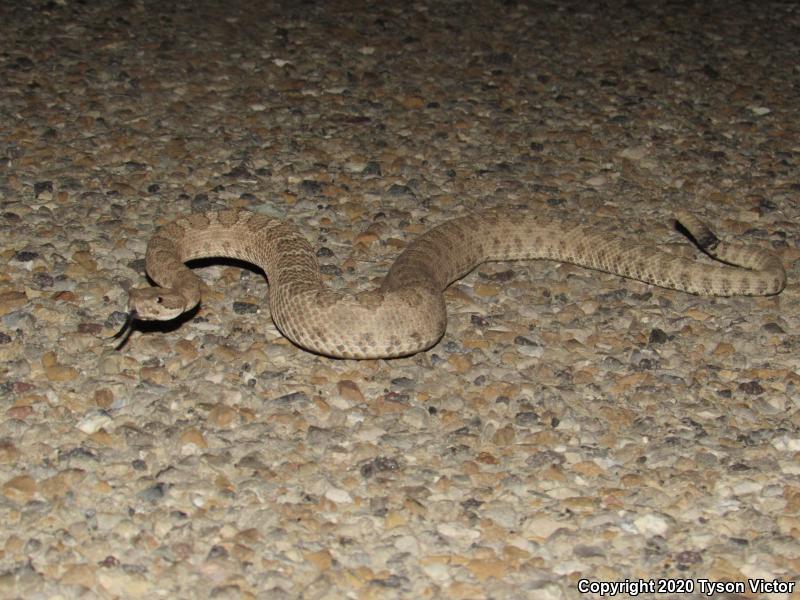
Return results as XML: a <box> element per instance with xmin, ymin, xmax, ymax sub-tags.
<box><xmin>118</xmin><ymin>208</ymin><xmax>785</xmax><ymax>358</ymax></box>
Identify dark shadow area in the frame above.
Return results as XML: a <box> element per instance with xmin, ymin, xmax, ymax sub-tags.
<box><xmin>184</xmin><ymin>256</ymin><xmax>268</xmax><ymax>282</ymax></box>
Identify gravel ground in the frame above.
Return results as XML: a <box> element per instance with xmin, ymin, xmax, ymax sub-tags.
<box><xmin>1</xmin><ymin>1</ymin><xmax>799</xmax><ymax>598</ymax></box>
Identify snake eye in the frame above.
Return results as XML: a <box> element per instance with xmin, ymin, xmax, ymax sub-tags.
<box><xmin>156</xmin><ymin>296</ymin><xmax>163</xmax><ymax>304</ymax></box>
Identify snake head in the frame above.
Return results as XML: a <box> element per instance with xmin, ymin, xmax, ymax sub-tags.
<box><xmin>127</xmin><ymin>287</ymin><xmax>188</xmax><ymax>321</ymax></box>
<box><xmin>110</xmin><ymin>287</ymin><xmax>189</xmax><ymax>346</ymax></box>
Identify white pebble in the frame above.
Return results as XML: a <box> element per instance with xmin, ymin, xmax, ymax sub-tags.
<box><xmin>325</xmin><ymin>487</ymin><xmax>353</xmax><ymax>504</ymax></box>
<box><xmin>633</xmin><ymin>513</ymin><xmax>669</xmax><ymax>536</ymax></box>
<box><xmin>76</xmin><ymin>411</ymin><xmax>112</xmax><ymax>434</ymax></box>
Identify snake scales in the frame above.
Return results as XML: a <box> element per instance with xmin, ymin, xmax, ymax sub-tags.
<box><xmin>119</xmin><ymin>208</ymin><xmax>785</xmax><ymax>358</ymax></box>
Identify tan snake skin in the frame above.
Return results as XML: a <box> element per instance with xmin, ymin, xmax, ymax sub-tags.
<box><xmin>122</xmin><ymin>208</ymin><xmax>786</xmax><ymax>358</ymax></box>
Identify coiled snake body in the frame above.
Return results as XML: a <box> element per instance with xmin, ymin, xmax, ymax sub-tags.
<box><xmin>120</xmin><ymin>208</ymin><xmax>785</xmax><ymax>358</ymax></box>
